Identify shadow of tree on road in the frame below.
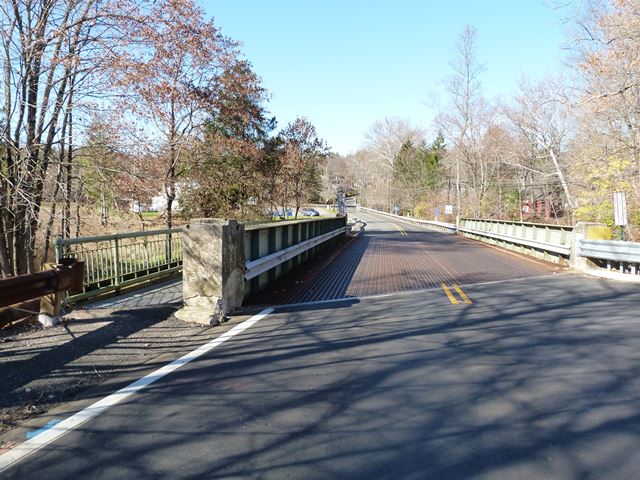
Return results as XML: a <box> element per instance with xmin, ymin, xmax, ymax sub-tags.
<box><xmin>11</xmin><ymin>275</ymin><xmax>640</xmax><ymax>479</ymax></box>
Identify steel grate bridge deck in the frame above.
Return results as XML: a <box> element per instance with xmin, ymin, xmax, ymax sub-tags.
<box><xmin>246</xmin><ymin>210</ymin><xmax>559</xmax><ymax>306</ymax></box>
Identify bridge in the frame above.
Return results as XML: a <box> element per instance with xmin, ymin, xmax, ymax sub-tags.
<box><xmin>247</xmin><ymin>209</ymin><xmax>557</xmax><ymax>305</ymax></box>
<box><xmin>1</xmin><ymin>209</ymin><xmax>640</xmax><ymax>478</ymax></box>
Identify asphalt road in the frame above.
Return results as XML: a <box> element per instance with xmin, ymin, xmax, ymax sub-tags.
<box><xmin>3</xmin><ymin>272</ymin><xmax>640</xmax><ymax>479</ymax></box>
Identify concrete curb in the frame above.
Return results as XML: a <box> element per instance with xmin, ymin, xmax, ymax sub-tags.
<box><xmin>580</xmin><ymin>266</ymin><xmax>640</xmax><ymax>284</ymax></box>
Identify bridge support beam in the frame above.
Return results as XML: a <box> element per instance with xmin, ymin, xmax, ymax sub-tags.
<box><xmin>175</xmin><ymin>219</ymin><xmax>245</xmax><ymax>325</ymax></box>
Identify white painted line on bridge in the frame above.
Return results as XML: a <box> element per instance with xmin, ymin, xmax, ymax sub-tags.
<box><xmin>0</xmin><ymin>308</ymin><xmax>274</xmax><ymax>475</ymax></box>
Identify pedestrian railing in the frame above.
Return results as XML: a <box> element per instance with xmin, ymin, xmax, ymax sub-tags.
<box><xmin>578</xmin><ymin>239</ymin><xmax>640</xmax><ymax>275</ymax></box>
<box><xmin>55</xmin><ymin>228</ymin><xmax>183</xmax><ymax>303</ymax></box>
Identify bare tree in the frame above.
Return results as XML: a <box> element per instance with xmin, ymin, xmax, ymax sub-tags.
<box><xmin>437</xmin><ymin>25</ymin><xmax>487</xmax><ymax>223</ymax></box>
<box><xmin>111</xmin><ymin>0</ymin><xmax>238</xmax><ymax>228</ymax></box>
<box><xmin>364</xmin><ymin>117</ymin><xmax>423</xmax><ymax>210</ymax></box>
<box><xmin>505</xmin><ymin>79</ymin><xmax>578</xmax><ymax>213</ymax></box>
<box><xmin>0</xmin><ymin>0</ymin><xmax>106</xmax><ymax>275</ymax></box>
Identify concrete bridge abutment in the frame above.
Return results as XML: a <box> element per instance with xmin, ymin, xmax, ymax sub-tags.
<box><xmin>174</xmin><ymin>219</ymin><xmax>245</xmax><ymax>325</ymax></box>
<box><xmin>569</xmin><ymin>222</ymin><xmax>610</xmax><ymax>273</ymax></box>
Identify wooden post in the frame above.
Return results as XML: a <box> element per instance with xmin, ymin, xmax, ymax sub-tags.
<box><xmin>39</xmin><ymin>263</ymin><xmax>62</xmax><ymax>327</ymax></box>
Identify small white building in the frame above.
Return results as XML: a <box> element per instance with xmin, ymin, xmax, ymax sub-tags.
<box><xmin>130</xmin><ymin>185</ymin><xmax>182</xmax><ymax>213</ymax></box>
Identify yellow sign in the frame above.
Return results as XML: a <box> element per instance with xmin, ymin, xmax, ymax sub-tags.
<box><xmin>585</xmin><ymin>225</ymin><xmax>611</xmax><ymax>240</ymax></box>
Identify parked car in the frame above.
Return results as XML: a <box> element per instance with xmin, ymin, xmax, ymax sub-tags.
<box><xmin>301</xmin><ymin>208</ymin><xmax>320</xmax><ymax>217</ymax></box>
<box><xmin>268</xmin><ymin>209</ymin><xmax>294</xmax><ymax>219</ymax></box>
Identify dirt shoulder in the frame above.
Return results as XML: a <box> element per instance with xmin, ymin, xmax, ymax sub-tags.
<box><xmin>0</xmin><ymin>301</ymin><xmax>213</xmax><ymax>435</ymax></box>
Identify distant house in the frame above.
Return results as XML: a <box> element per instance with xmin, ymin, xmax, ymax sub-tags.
<box><xmin>130</xmin><ymin>185</ymin><xmax>182</xmax><ymax>213</ymax></box>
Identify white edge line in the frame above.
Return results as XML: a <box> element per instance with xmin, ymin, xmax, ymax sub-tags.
<box><xmin>0</xmin><ymin>307</ymin><xmax>274</xmax><ymax>474</ymax></box>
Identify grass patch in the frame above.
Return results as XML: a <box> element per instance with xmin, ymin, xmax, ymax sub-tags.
<box><xmin>140</xmin><ymin>211</ymin><xmax>161</xmax><ymax>220</ymax></box>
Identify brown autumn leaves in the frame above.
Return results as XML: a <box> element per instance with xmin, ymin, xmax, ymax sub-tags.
<box><xmin>0</xmin><ymin>0</ymin><xmax>328</xmax><ymax>276</ymax></box>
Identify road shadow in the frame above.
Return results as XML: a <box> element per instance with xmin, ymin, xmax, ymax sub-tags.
<box><xmin>11</xmin><ymin>275</ymin><xmax>640</xmax><ymax>479</ymax></box>
<box><xmin>0</xmin><ymin>305</ymin><xmax>178</xmax><ymax>410</ymax></box>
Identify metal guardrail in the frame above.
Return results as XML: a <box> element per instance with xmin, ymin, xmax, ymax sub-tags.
<box><xmin>245</xmin><ymin>227</ymin><xmax>346</xmax><ymax>280</ymax></box>
<box><xmin>0</xmin><ymin>259</ymin><xmax>84</xmax><ymax>309</ymax></box>
<box><xmin>55</xmin><ymin>228</ymin><xmax>183</xmax><ymax>303</ymax></box>
<box><xmin>360</xmin><ymin>207</ymin><xmax>573</xmax><ymax>264</ymax></box>
<box><xmin>457</xmin><ymin>218</ymin><xmax>573</xmax><ymax>264</ymax></box>
<box><xmin>579</xmin><ymin>239</ymin><xmax>640</xmax><ymax>274</ymax></box>
<box><xmin>458</xmin><ymin>218</ymin><xmax>572</xmax><ymax>252</ymax></box>
<box><xmin>243</xmin><ymin>216</ymin><xmax>347</xmax><ymax>297</ymax></box>
<box><xmin>359</xmin><ymin>207</ymin><xmax>456</xmax><ymax>233</ymax></box>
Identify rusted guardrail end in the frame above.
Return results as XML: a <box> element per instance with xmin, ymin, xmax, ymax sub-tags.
<box><xmin>0</xmin><ymin>259</ymin><xmax>85</xmax><ymax>328</ymax></box>
<box><xmin>38</xmin><ymin>259</ymin><xmax>85</xmax><ymax>327</ymax></box>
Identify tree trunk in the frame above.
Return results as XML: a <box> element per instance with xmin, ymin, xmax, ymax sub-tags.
<box><xmin>547</xmin><ymin>147</ymin><xmax>576</xmax><ymax>210</ymax></box>
<box><xmin>101</xmin><ymin>192</ymin><xmax>109</xmax><ymax>226</ymax></box>
<box><xmin>42</xmin><ymin>157</ymin><xmax>65</xmax><ymax>268</ymax></box>
<box><xmin>62</xmin><ymin>111</ymin><xmax>73</xmax><ymax>238</ymax></box>
<box><xmin>455</xmin><ymin>155</ymin><xmax>462</xmax><ymax>226</ymax></box>
<box><xmin>75</xmin><ymin>179</ymin><xmax>83</xmax><ymax>238</ymax></box>
<box><xmin>166</xmin><ymin>149</ymin><xmax>176</xmax><ymax>229</ymax></box>
<box><xmin>0</xmin><ymin>200</ymin><xmax>11</xmax><ymax>277</ymax></box>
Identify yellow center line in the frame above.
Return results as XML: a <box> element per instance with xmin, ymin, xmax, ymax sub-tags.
<box><xmin>394</xmin><ymin>224</ymin><xmax>407</xmax><ymax>236</ymax></box>
<box><xmin>452</xmin><ymin>284</ymin><xmax>473</xmax><ymax>304</ymax></box>
<box><xmin>440</xmin><ymin>283</ymin><xmax>459</xmax><ymax>304</ymax></box>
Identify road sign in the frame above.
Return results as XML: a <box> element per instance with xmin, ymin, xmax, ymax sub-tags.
<box><xmin>445</xmin><ymin>205</ymin><xmax>453</xmax><ymax>215</ymax></box>
<box><xmin>435</xmin><ymin>207</ymin><xmax>441</xmax><ymax>217</ymax></box>
<box><xmin>614</xmin><ymin>191</ymin><xmax>627</xmax><ymax>226</ymax></box>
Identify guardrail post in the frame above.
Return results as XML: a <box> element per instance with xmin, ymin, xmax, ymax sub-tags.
<box><xmin>266</xmin><ymin>228</ymin><xmax>276</xmax><ymax>283</ymax></box>
<box><xmin>175</xmin><ymin>219</ymin><xmax>245</xmax><ymax>325</ymax></box>
<box><xmin>113</xmin><ymin>235</ymin><xmax>121</xmax><ymax>292</ymax></box>
<box><xmin>291</xmin><ymin>223</ymin><xmax>300</xmax><ymax>268</ymax></box>
<box><xmin>54</xmin><ymin>236</ymin><xmax>63</xmax><ymax>264</ymax></box>
<box><xmin>39</xmin><ymin>273</ymin><xmax>62</xmax><ymax>328</ymax></box>
<box><xmin>38</xmin><ymin>259</ymin><xmax>84</xmax><ymax>327</ymax></box>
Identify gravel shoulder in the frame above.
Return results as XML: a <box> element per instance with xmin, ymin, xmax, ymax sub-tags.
<box><xmin>0</xmin><ymin>299</ymin><xmax>214</xmax><ymax>435</ymax></box>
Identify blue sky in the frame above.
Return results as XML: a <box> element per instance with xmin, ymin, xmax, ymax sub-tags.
<box><xmin>204</xmin><ymin>1</ymin><xmax>569</xmax><ymax>155</ymax></box>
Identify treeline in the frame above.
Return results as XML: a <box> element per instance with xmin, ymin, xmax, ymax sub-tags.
<box><xmin>330</xmin><ymin>2</ymin><xmax>640</xmax><ymax>239</ymax></box>
<box><xmin>0</xmin><ymin>0</ymin><xmax>328</xmax><ymax>277</ymax></box>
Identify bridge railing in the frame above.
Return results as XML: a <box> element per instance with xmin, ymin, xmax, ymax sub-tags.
<box><xmin>243</xmin><ymin>217</ymin><xmax>347</xmax><ymax>297</ymax></box>
<box><xmin>578</xmin><ymin>239</ymin><xmax>640</xmax><ymax>275</ymax></box>
<box><xmin>458</xmin><ymin>218</ymin><xmax>573</xmax><ymax>264</ymax></box>
<box><xmin>358</xmin><ymin>207</ymin><xmax>456</xmax><ymax>233</ymax></box>
<box><xmin>55</xmin><ymin>216</ymin><xmax>347</xmax><ymax>304</ymax></box>
<box><xmin>363</xmin><ymin>207</ymin><xmax>640</xmax><ymax>277</ymax></box>
<box><xmin>360</xmin><ymin>207</ymin><xmax>573</xmax><ymax>264</ymax></box>
<box><xmin>55</xmin><ymin>228</ymin><xmax>183</xmax><ymax>303</ymax></box>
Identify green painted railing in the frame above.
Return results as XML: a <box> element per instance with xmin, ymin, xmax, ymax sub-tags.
<box><xmin>243</xmin><ymin>217</ymin><xmax>347</xmax><ymax>298</ymax></box>
<box><xmin>54</xmin><ymin>217</ymin><xmax>346</xmax><ymax>304</ymax></box>
<box><xmin>55</xmin><ymin>228</ymin><xmax>183</xmax><ymax>303</ymax></box>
